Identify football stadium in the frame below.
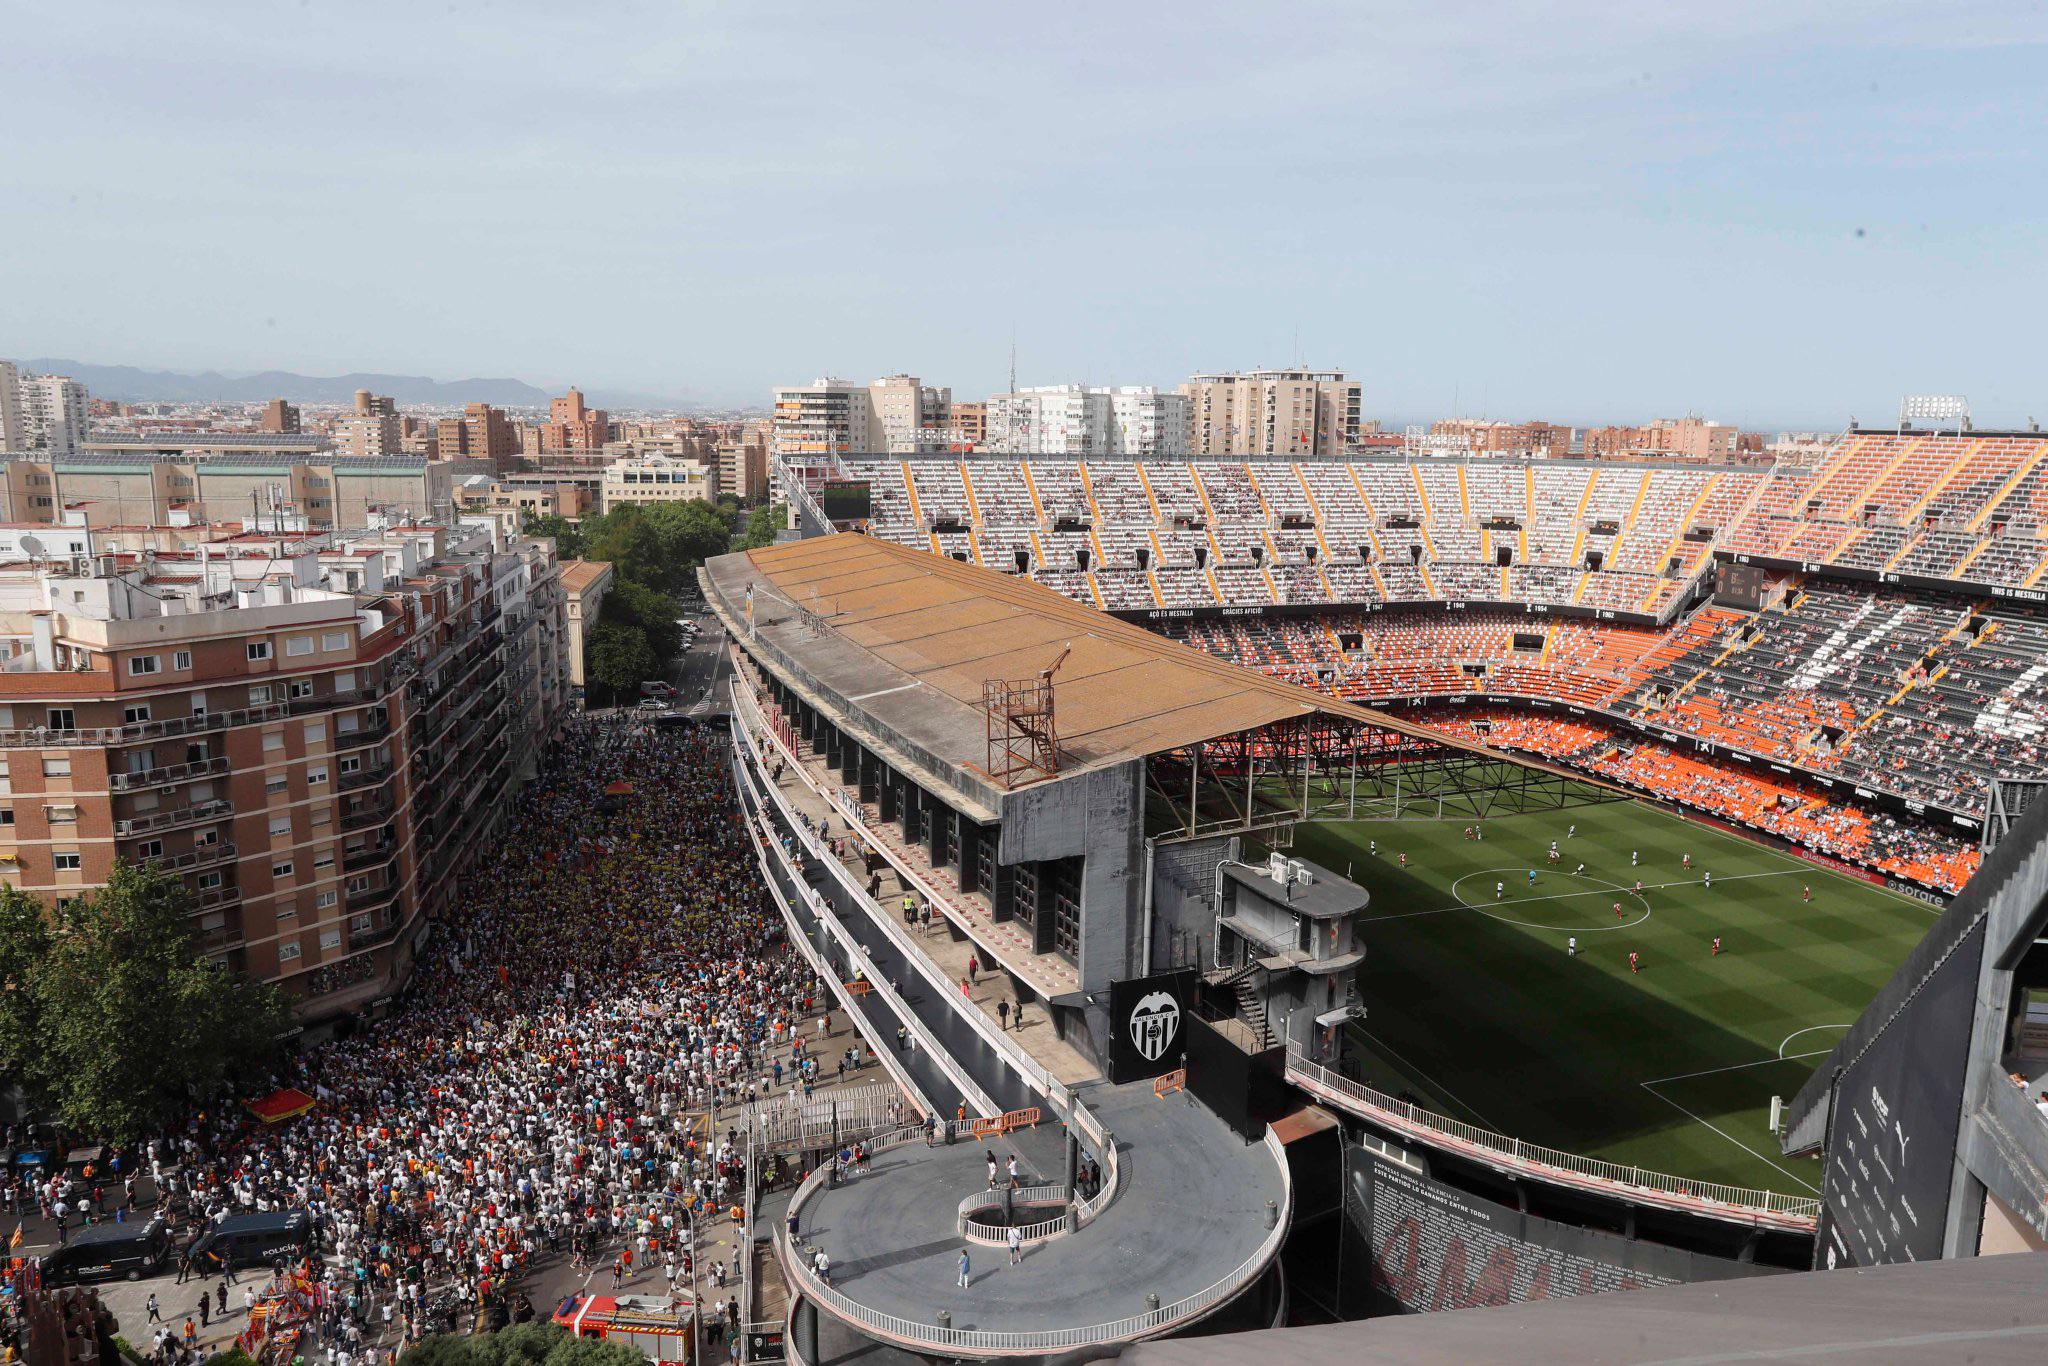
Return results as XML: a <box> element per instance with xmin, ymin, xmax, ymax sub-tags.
<box><xmin>722</xmin><ymin>423</ymin><xmax>2048</xmax><ymax>1351</ymax></box>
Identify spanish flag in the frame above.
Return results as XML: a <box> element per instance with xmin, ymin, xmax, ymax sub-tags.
<box><xmin>8</xmin><ymin>1222</ymin><xmax>21</xmax><ymax>1251</ymax></box>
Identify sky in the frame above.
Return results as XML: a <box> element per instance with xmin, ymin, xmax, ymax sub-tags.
<box><xmin>4</xmin><ymin>1</ymin><xmax>2045</xmax><ymax>427</ymax></box>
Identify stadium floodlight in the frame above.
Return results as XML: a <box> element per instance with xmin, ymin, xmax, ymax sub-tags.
<box><xmin>1899</xmin><ymin>394</ymin><xmax>1969</xmax><ymax>431</ymax></box>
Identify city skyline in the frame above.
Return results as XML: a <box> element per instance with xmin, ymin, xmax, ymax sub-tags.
<box><xmin>3</xmin><ymin>3</ymin><xmax>2043</xmax><ymax>427</ymax></box>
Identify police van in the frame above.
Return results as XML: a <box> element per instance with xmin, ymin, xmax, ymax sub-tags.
<box><xmin>40</xmin><ymin>1217</ymin><xmax>172</xmax><ymax>1283</ymax></box>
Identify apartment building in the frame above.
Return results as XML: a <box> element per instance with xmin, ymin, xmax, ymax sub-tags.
<box><xmin>949</xmin><ymin>402</ymin><xmax>987</xmax><ymax>449</ymax></box>
<box><xmin>772</xmin><ymin>375</ymin><xmax>951</xmax><ymax>457</ymax></box>
<box><xmin>1583</xmin><ymin>417</ymin><xmax>1760</xmax><ymax>461</ymax></box>
<box><xmin>599</xmin><ymin>452</ymin><xmax>716</xmax><ymax>511</ymax></box>
<box><xmin>717</xmin><ymin>432</ymin><xmax>770</xmax><ymax>503</ymax></box>
<box><xmin>1</xmin><ymin>367</ymin><xmax>91</xmax><ymax>457</ymax></box>
<box><xmin>984</xmin><ymin>385</ymin><xmax>1190</xmax><ymax>455</ymax></box>
<box><xmin>260</xmin><ymin>399</ymin><xmax>302</xmax><ymax>434</ymax></box>
<box><xmin>0</xmin><ymin>362</ymin><xmax>21</xmax><ymax>452</ymax></box>
<box><xmin>867</xmin><ymin>374</ymin><xmax>951</xmax><ymax>454</ymax></box>
<box><xmin>541</xmin><ymin>388</ymin><xmax>610</xmax><ymax>454</ymax></box>
<box><xmin>0</xmin><ymin>452</ymin><xmax>457</xmax><ymax>530</ymax></box>
<box><xmin>1429</xmin><ymin>418</ymin><xmax>1573</xmax><ymax>456</ymax></box>
<box><xmin>1182</xmin><ymin>369</ymin><xmax>1360</xmax><ymax>457</ymax></box>
<box><xmin>433</xmin><ymin>403</ymin><xmax>518</xmax><ymax>469</ymax></box>
<box><xmin>0</xmin><ymin>520</ymin><xmax>573</xmax><ymax>1020</ymax></box>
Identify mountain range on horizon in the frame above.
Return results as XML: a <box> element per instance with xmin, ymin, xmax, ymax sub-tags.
<box><xmin>17</xmin><ymin>358</ymin><xmax>711</xmax><ymax>413</ymax></box>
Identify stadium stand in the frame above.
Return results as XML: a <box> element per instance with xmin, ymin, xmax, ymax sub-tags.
<box><xmin>801</xmin><ymin>442</ymin><xmax>2048</xmax><ymax>895</ymax></box>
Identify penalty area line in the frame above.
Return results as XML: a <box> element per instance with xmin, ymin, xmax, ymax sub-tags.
<box><xmin>1369</xmin><ymin>868</ymin><xmax>1802</xmax><ymax>924</ymax></box>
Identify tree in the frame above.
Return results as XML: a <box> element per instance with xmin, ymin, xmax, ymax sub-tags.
<box><xmin>0</xmin><ymin>889</ymin><xmax>52</xmax><ymax>1088</ymax></box>
<box><xmin>402</xmin><ymin>1322</ymin><xmax>647</xmax><ymax>1366</ymax></box>
<box><xmin>0</xmin><ymin>865</ymin><xmax>294</xmax><ymax>1145</ymax></box>
<box><xmin>645</xmin><ymin>498</ymin><xmax>737</xmax><ymax>570</ymax></box>
<box><xmin>583</xmin><ymin>619</ymin><xmax>657</xmax><ymax>703</ymax></box>
<box><xmin>740</xmin><ymin>503</ymin><xmax>786</xmax><ymax>551</ymax></box>
<box><xmin>520</xmin><ymin>512</ymin><xmax>587</xmax><ymax>561</ymax></box>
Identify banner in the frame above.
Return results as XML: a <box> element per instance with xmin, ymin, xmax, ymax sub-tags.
<box><xmin>1106</xmin><ymin>969</ymin><xmax>1197</xmax><ymax>1083</ymax></box>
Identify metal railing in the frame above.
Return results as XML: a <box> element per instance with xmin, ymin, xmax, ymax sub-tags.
<box><xmin>0</xmin><ymin>668</ymin><xmax>415</xmax><ymax>748</ymax></box>
<box><xmin>779</xmin><ymin>1127</ymin><xmax>1289</xmax><ymax>1356</ymax></box>
<box><xmin>1285</xmin><ymin>1051</ymin><xmax>1819</xmax><ymax>1225</ymax></box>
<box><xmin>733</xmin><ymin>741</ymin><xmax>990</xmax><ymax>1118</ymax></box>
<box><xmin>108</xmin><ymin>755</ymin><xmax>230</xmax><ymax>791</ymax></box>
<box><xmin>731</xmin><ymin>682</ymin><xmax>1063</xmax><ymax>1101</ymax></box>
<box><xmin>957</xmin><ymin>1185</ymin><xmax>1071</xmax><ymax>1245</ymax></box>
<box><xmin>115</xmin><ymin>798</ymin><xmax>232</xmax><ymax>837</ymax></box>
<box><xmin>744</xmin><ymin>1083</ymin><xmax>915</xmax><ymax>1154</ymax></box>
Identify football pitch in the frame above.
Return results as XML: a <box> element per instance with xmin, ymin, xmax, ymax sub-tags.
<box><xmin>1275</xmin><ymin>798</ymin><xmax>1942</xmax><ymax>1198</ymax></box>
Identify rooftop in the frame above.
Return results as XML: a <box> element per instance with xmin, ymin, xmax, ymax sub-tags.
<box><xmin>702</xmin><ymin>535</ymin><xmax>1493</xmax><ymax>798</ymax></box>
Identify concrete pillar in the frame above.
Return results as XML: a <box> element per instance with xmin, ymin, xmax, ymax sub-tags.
<box><xmin>792</xmin><ymin>1297</ymin><xmax>819</xmax><ymax>1366</ymax></box>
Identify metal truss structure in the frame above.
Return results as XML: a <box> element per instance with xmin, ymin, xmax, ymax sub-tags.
<box><xmin>1981</xmin><ymin>777</ymin><xmax>2048</xmax><ymax>853</ymax></box>
<box><xmin>983</xmin><ymin>675</ymin><xmax>1060</xmax><ymax>789</ymax></box>
<box><xmin>1143</xmin><ymin>712</ymin><xmax>1617</xmax><ymax>841</ymax></box>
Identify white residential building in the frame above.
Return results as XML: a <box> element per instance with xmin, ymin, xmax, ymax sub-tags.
<box><xmin>0</xmin><ymin>361</ymin><xmax>23</xmax><ymax>452</ymax></box>
<box><xmin>986</xmin><ymin>384</ymin><xmax>1189</xmax><ymax>456</ymax></box>
<box><xmin>772</xmin><ymin>374</ymin><xmax>951</xmax><ymax>456</ymax></box>
<box><xmin>5</xmin><ymin>367</ymin><xmax>89</xmax><ymax>456</ymax></box>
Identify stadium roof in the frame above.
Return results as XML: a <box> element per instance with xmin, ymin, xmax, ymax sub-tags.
<box><xmin>1123</xmin><ymin>1250</ymin><xmax>2048</xmax><ymax>1366</ymax></box>
<box><xmin>703</xmin><ymin>534</ymin><xmax>1502</xmax><ymax>795</ymax></box>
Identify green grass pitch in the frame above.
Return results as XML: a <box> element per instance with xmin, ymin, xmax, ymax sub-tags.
<box><xmin>1276</xmin><ymin>798</ymin><xmax>1941</xmax><ymax>1198</ymax></box>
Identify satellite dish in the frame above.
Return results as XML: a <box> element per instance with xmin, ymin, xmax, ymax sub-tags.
<box><xmin>18</xmin><ymin>534</ymin><xmax>45</xmax><ymax>559</ymax></box>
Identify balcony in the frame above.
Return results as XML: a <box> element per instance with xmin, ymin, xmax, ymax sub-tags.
<box><xmin>0</xmin><ymin>665</ymin><xmax>417</xmax><ymax>749</ymax></box>
<box><xmin>115</xmin><ymin>798</ymin><xmax>233</xmax><ymax>837</ymax></box>
<box><xmin>348</xmin><ymin>920</ymin><xmax>400</xmax><ymax>953</ymax></box>
<box><xmin>346</xmin><ymin>882</ymin><xmax>400</xmax><ymax>914</ymax></box>
<box><xmin>336</xmin><ymin>762</ymin><xmax>395</xmax><ymax>794</ymax></box>
<box><xmin>108</xmin><ymin>755</ymin><xmax>231</xmax><ymax>792</ymax></box>
<box><xmin>343</xmin><ymin>840</ymin><xmax>397</xmax><ymax>872</ymax></box>
<box><xmin>191</xmin><ymin>882</ymin><xmax>242</xmax><ymax>911</ymax></box>
<box><xmin>339</xmin><ymin>800</ymin><xmax>393</xmax><ymax>832</ymax></box>
<box><xmin>138</xmin><ymin>841</ymin><xmax>238</xmax><ymax>875</ymax></box>
<box><xmin>331</xmin><ymin>716</ymin><xmax>393</xmax><ymax>750</ymax></box>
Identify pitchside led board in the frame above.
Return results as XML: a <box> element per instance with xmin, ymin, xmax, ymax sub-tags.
<box><xmin>1107</xmin><ymin>969</ymin><xmax>1198</xmax><ymax>1084</ymax></box>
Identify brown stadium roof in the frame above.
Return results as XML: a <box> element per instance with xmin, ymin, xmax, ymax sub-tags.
<box><xmin>706</xmin><ymin>534</ymin><xmax>1500</xmax><ymax>782</ymax></box>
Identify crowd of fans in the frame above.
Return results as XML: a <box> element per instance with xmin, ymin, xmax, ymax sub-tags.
<box><xmin>7</xmin><ymin>716</ymin><xmax>834</xmax><ymax>1363</ymax></box>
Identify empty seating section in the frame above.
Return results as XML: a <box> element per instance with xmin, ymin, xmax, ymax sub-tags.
<box><xmin>837</xmin><ymin>447</ymin><xmax>2048</xmax><ymax>645</ymax></box>
<box><xmin>1608</xmin><ymin>469</ymin><xmax>1708</xmax><ymax>574</ymax></box>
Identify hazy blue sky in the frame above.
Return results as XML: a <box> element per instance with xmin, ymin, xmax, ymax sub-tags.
<box><xmin>4</xmin><ymin>2</ymin><xmax>2043</xmax><ymax>425</ymax></box>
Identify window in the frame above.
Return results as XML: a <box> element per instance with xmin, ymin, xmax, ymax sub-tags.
<box><xmin>123</xmin><ymin>703</ymin><xmax>151</xmax><ymax>724</ymax></box>
<box><xmin>306</xmin><ymin>766</ymin><xmax>328</xmax><ymax>785</ymax></box>
<box><xmin>265</xmin><ymin>776</ymin><xmax>287</xmax><ymax>795</ymax></box>
<box><xmin>313</xmin><ymin>852</ymin><xmax>334</xmax><ymax>871</ymax></box>
<box><xmin>320</xmin><ymin>929</ymin><xmax>342</xmax><ymax>951</ymax></box>
<box><xmin>288</xmin><ymin>680</ymin><xmax>314</xmax><ymax>700</ymax></box>
<box><xmin>137</xmin><ymin>838</ymin><xmax>161</xmax><ymax>858</ymax></box>
<box><xmin>129</xmin><ymin>655</ymin><xmax>160</xmax><ymax>676</ymax></box>
<box><xmin>249</xmin><ymin>686</ymin><xmax>272</xmax><ymax>705</ymax></box>
<box><xmin>45</xmin><ymin>805</ymin><xmax>77</xmax><ymax>824</ymax></box>
<box><xmin>272</xmin><ymin>860</ymin><xmax>295</xmax><ymax>879</ymax></box>
<box><xmin>173</xmin><ymin>650</ymin><xmax>192</xmax><ymax>671</ymax></box>
<box><xmin>197</xmin><ymin>871</ymin><xmax>222</xmax><ymax>889</ymax></box>
<box><xmin>310</xmin><ymin>806</ymin><xmax>331</xmax><ymax>827</ymax></box>
<box><xmin>278</xmin><ymin>942</ymin><xmax>301</xmax><ymax>962</ymax></box>
<box><xmin>247</xmin><ymin>641</ymin><xmax>273</xmax><ymax>662</ymax></box>
<box><xmin>339</xmin><ymin>755</ymin><xmax>361</xmax><ymax>775</ymax></box>
<box><xmin>268</xmin><ymin>816</ymin><xmax>291</xmax><ymax>836</ymax></box>
<box><xmin>42</xmin><ymin>757</ymin><xmax>71</xmax><ymax>778</ymax></box>
<box><xmin>0</xmin><ymin>808</ymin><xmax>12</xmax><ymax>828</ymax></box>
<box><xmin>263</xmin><ymin>732</ymin><xmax>284</xmax><ymax>752</ymax></box>
<box><xmin>322</xmin><ymin>632</ymin><xmax>349</xmax><ymax>651</ymax></box>
<box><xmin>316</xmin><ymin>890</ymin><xmax>338</xmax><ymax>909</ymax></box>
<box><xmin>304</xmin><ymin>721</ymin><xmax>326</xmax><ymax>743</ymax></box>
<box><xmin>285</xmin><ymin>637</ymin><xmax>314</xmax><ymax>657</ymax></box>
<box><xmin>46</xmin><ymin>708</ymin><xmax>74</xmax><ymax>731</ymax></box>
<box><xmin>53</xmin><ymin>852</ymin><xmax>81</xmax><ymax>872</ymax></box>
